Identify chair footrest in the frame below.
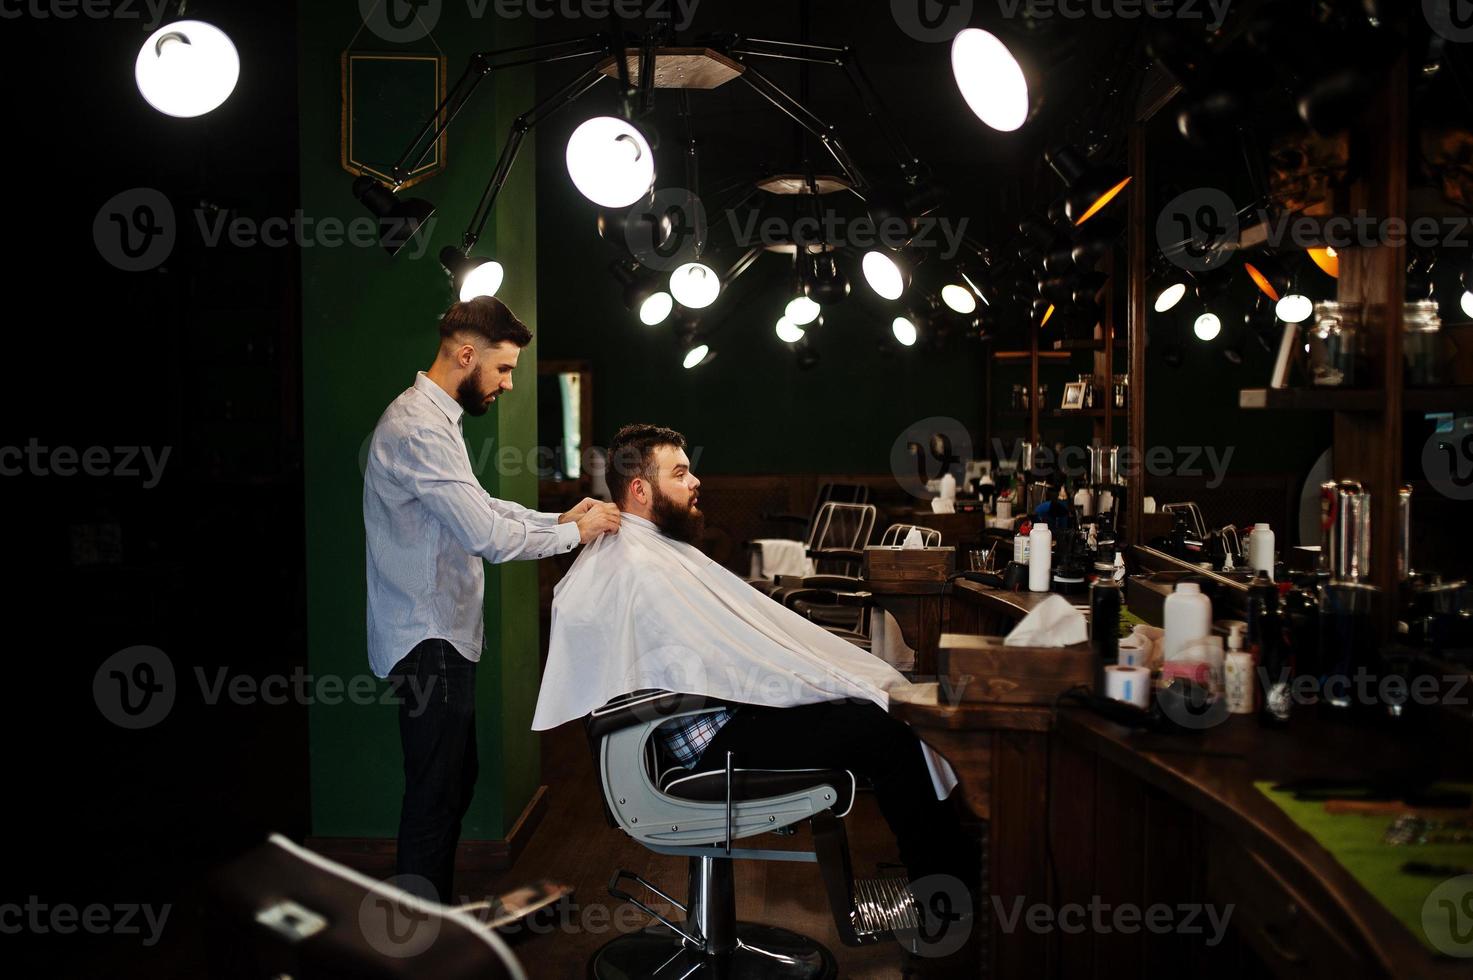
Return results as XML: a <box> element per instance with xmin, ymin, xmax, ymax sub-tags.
<box><xmin>849</xmin><ymin>876</ymin><xmax>919</xmax><ymax>942</ymax></box>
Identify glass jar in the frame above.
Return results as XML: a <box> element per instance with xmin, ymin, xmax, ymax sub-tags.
<box><xmin>1113</xmin><ymin>374</ymin><xmax>1128</xmax><ymax>408</ymax></box>
<box><xmin>1403</xmin><ymin>300</ymin><xmax>1444</xmax><ymax>386</ymax></box>
<box><xmin>1308</xmin><ymin>301</ymin><xmax>1365</xmax><ymax>387</ymax></box>
<box><xmin>1077</xmin><ymin>373</ymin><xmax>1096</xmax><ymax>408</ymax></box>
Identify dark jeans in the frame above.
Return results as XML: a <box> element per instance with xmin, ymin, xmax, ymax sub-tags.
<box><xmin>388</xmin><ymin>638</ymin><xmax>478</xmax><ymax>903</ymax></box>
<box><xmin>700</xmin><ymin>700</ymin><xmax>981</xmax><ymax>891</ymax></box>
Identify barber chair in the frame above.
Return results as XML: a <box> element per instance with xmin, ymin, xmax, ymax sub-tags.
<box><xmin>585</xmin><ymin>691</ymin><xmax>924</xmax><ymax>978</ymax></box>
<box><xmin>202</xmin><ymin>834</ymin><xmax>527</xmax><ymax>979</ymax></box>
<box><xmin>748</xmin><ymin>494</ymin><xmax>875</xmax><ymax>597</ymax></box>
<box><xmin>767</xmin><ymin>502</ymin><xmax>877</xmax><ymax>631</ymax></box>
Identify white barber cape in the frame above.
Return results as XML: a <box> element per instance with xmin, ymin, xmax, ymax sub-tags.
<box><xmin>533</xmin><ymin>513</ymin><xmax>958</xmax><ymax>799</ymax></box>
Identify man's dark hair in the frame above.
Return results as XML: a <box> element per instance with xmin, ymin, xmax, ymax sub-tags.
<box><xmin>607</xmin><ymin>424</ymin><xmax>687</xmax><ymax>507</ymax></box>
<box><xmin>439</xmin><ymin>296</ymin><xmax>532</xmax><ymax>349</ymax></box>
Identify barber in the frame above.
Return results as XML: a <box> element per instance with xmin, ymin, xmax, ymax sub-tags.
<box><xmin>363</xmin><ymin>296</ymin><xmax>619</xmax><ymax>903</ymax></box>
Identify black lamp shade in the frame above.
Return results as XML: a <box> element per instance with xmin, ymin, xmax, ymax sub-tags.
<box><xmin>354</xmin><ymin>176</ymin><xmax>435</xmax><ymax>257</ymax></box>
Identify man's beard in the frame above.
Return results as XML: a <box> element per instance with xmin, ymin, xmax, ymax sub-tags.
<box><xmin>456</xmin><ymin>364</ymin><xmax>491</xmax><ymax>417</ymax></box>
<box><xmin>650</xmin><ymin>484</ymin><xmax>705</xmax><ymax>546</ymax></box>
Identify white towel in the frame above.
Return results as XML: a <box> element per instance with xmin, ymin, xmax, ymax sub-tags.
<box><xmin>748</xmin><ymin>538</ymin><xmax>815</xmax><ymax>579</ymax></box>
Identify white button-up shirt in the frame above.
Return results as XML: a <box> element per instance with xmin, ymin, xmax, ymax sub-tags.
<box><xmin>364</xmin><ymin>372</ymin><xmax>580</xmax><ymax>678</ymax></box>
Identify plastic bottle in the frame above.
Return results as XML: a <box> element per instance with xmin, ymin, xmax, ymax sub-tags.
<box><xmin>1028</xmin><ymin>523</ymin><xmax>1053</xmax><ymax>592</ymax></box>
<box><xmin>1013</xmin><ymin>526</ymin><xmax>1031</xmax><ymax>564</ymax></box>
<box><xmin>1163</xmin><ymin>580</ymin><xmax>1212</xmax><ymax>660</ymax></box>
<box><xmin>1248</xmin><ymin>523</ymin><xmax>1275</xmax><ymax>580</ymax></box>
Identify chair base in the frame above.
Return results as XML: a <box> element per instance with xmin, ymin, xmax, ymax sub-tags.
<box><xmin>589</xmin><ymin>922</ymin><xmax>837</xmax><ymax>979</ymax></box>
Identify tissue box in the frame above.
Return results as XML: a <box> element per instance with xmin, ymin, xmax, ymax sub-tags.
<box><xmin>938</xmin><ymin>633</ymin><xmax>1095</xmax><ymax>705</ymax></box>
<box><xmin>864</xmin><ymin>545</ymin><xmax>956</xmax><ymax>587</ymax></box>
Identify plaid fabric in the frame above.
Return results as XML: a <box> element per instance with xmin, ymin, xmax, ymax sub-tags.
<box><xmin>656</xmin><ymin>708</ymin><xmax>734</xmax><ymax>769</ymax></box>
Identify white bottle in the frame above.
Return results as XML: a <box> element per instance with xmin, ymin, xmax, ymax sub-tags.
<box><xmin>1073</xmin><ymin>486</ymin><xmax>1094</xmax><ymax>516</ymax></box>
<box><xmin>1028</xmin><ymin>523</ymin><xmax>1053</xmax><ymax>592</ymax></box>
<box><xmin>1248</xmin><ymin>523</ymin><xmax>1275</xmax><ymax>580</ymax></box>
<box><xmin>1162</xmin><ymin>580</ymin><xmax>1212</xmax><ymax>660</ymax></box>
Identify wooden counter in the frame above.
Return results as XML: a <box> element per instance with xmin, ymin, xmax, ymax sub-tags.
<box><xmin>894</xmin><ymin>684</ymin><xmax>1472</xmax><ymax>979</ymax></box>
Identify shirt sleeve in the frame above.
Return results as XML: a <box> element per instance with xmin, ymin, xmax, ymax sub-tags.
<box><xmin>390</xmin><ymin>424</ymin><xmax>580</xmax><ymax>562</ymax></box>
<box><xmin>483</xmin><ymin>491</ymin><xmax>564</xmax><ymax>527</ymax></box>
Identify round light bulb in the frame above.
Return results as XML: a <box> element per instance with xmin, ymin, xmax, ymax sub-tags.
<box><xmin>565</xmin><ymin>116</ymin><xmax>655</xmax><ymax>209</ymax></box>
<box><xmin>1275</xmin><ymin>294</ymin><xmax>1313</xmax><ymax>323</ymax></box>
<box><xmin>941</xmin><ymin>284</ymin><xmax>978</xmax><ymax>314</ymax></box>
<box><xmin>1153</xmin><ymin>282</ymin><xmax>1187</xmax><ymax>313</ymax></box>
<box><xmin>1194</xmin><ymin>312</ymin><xmax>1222</xmax><ymax>341</ymax></box>
<box><xmin>682</xmin><ymin>344</ymin><xmax>710</xmax><ymax>370</ymax></box>
<box><xmin>639</xmin><ymin>291</ymin><xmax>673</xmax><ymax>326</ymax></box>
<box><xmin>459</xmin><ymin>260</ymin><xmax>504</xmax><ymax>302</ymax></box>
<box><xmin>775</xmin><ymin>316</ymin><xmax>806</xmax><ymax>344</ymax></box>
<box><xmin>135</xmin><ymin>21</ymin><xmax>240</xmax><ymax>118</ymax></box>
<box><xmin>862</xmin><ymin>251</ymin><xmax>906</xmax><ymax>301</ymax></box>
<box><xmin>1461</xmin><ymin>289</ymin><xmax>1473</xmax><ymax>320</ymax></box>
<box><xmin>669</xmin><ymin>262</ymin><xmax>721</xmax><ymax>309</ymax></box>
<box><xmin>785</xmin><ymin>295</ymin><xmax>821</xmax><ymax>326</ymax></box>
<box><xmin>892</xmin><ymin>316</ymin><xmax>918</xmax><ymax>347</ymax></box>
<box><xmin>951</xmin><ymin>28</ymin><xmax>1029</xmax><ymax>132</ymax></box>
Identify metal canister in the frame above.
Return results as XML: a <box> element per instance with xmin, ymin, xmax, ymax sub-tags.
<box><xmin>1320</xmin><ymin>479</ymin><xmax>1371</xmax><ymax>583</ymax></box>
<box><xmin>1089</xmin><ymin>445</ymin><xmax>1121</xmax><ymax>486</ymax></box>
<box><xmin>1397</xmin><ymin>484</ymin><xmax>1412</xmax><ymax>582</ymax></box>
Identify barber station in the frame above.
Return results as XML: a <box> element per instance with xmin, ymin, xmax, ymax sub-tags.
<box><xmin>31</xmin><ymin>2</ymin><xmax>1473</xmax><ymax>979</ymax></box>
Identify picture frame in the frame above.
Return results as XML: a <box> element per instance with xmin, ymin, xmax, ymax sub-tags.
<box><xmin>1061</xmin><ymin>381</ymin><xmax>1088</xmax><ymax>410</ymax></box>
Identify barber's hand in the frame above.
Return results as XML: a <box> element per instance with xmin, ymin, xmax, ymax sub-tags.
<box><xmin>574</xmin><ymin>502</ymin><xmax>621</xmax><ymax>544</ymax></box>
<box><xmin>559</xmin><ymin>497</ymin><xmax>611</xmax><ymax>524</ymax></box>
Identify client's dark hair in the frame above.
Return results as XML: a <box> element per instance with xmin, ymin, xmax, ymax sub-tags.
<box><xmin>607</xmin><ymin>424</ymin><xmax>687</xmax><ymax>507</ymax></box>
<box><xmin>438</xmin><ymin>296</ymin><xmax>532</xmax><ymax>349</ymax></box>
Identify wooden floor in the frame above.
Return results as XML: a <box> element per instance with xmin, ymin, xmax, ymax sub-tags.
<box><xmin>461</xmin><ymin>723</ymin><xmax>982</xmax><ymax>979</ymax></box>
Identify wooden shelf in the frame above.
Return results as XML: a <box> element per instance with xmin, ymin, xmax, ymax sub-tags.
<box><xmin>1240</xmin><ymin>385</ymin><xmax>1473</xmax><ymax>412</ymax></box>
<box><xmin>995</xmin><ymin>351</ymin><xmax>1071</xmax><ymax>362</ymax></box>
<box><xmin>1050</xmin><ymin>338</ymin><xmax>1129</xmax><ymax>352</ymax></box>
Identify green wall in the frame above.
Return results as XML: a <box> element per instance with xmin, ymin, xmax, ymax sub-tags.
<box><xmin>300</xmin><ymin>8</ymin><xmax>540</xmax><ymax>842</ymax></box>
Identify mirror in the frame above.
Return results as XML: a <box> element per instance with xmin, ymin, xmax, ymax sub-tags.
<box><xmin>537</xmin><ymin>360</ymin><xmax>593</xmax><ymax>491</ymax></box>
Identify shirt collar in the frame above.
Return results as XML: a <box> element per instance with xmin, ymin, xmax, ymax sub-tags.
<box><xmin>414</xmin><ymin>372</ymin><xmax>465</xmax><ymax>427</ymax></box>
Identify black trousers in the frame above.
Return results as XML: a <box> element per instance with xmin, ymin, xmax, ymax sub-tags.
<box><xmin>388</xmin><ymin>638</ymin><xmax>479</xmax><ymax>903</ymax></box>
<box><xmin>700</xmin><ymin>700</ymin><xmax>981</xmax><ymax>891</ymax></box>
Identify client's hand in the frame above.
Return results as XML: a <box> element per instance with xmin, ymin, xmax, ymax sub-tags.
<box><xmin>574</xmin><ymin>502</ymin><xmax>621</xmax><ymax>544</ymax></box>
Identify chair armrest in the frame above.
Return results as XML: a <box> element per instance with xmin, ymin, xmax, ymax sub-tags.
<box><xmin>799</xmin><ymin>574</ymin><xmax>866</xmax><ymax>590</ymax></box>
<box><xmin>586</xmin><ymin>691</ymin><xmax>734</xmax><ymax>740</ymax></box>
<box><xmin>808</xmin><ymin>547</ymin><xmax>865</xmax><ymax>564</ymax></box>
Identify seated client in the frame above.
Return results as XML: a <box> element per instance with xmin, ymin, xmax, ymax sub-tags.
<box><xmin>532</xmin><ymin>424</ymin><xmax>979</xmax><ymax>891</ymax></box>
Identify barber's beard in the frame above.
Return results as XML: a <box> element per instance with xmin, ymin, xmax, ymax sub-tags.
<box><xmin>456</xmin><ymin>363</ymin><xmax>491</xmax><ymax>417</ymax></box>
<box><xmin>650</xmin><ymin>486</ymin><xmax>705</xmax><ymax>546</ymax></box>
